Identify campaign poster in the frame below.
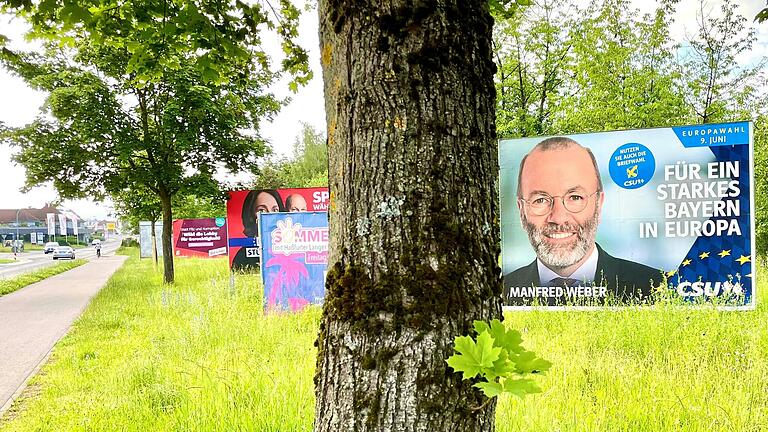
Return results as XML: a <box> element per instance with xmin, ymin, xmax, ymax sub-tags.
<box><xmin>259</xmin><ymin>212</ymin><xmax>328</xmax><ymax>311</ymax></box>
<box><xmin>172</xmin><ymin>218</ymin><xmax>228</xmax><ymax>258</ymax></box>
<box><xmin>500</xmin><ymin>121</ymin><xmax>754</xmax><ymax>309</ymax></box>
<box><xmin>139</xmin><ymin>221</ymin><xmax>164</xmax><ymax>258</ymax></box>
<box><xmin>227</xmin><ymin>188</ymin><xmax>329</xmax><ymax>270</ymax></box>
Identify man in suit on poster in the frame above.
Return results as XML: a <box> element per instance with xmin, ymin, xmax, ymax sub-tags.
<box><xmin>504</xmin><ymin>137</ymin><xmax>662</xmax><ymax>306</ymax></box>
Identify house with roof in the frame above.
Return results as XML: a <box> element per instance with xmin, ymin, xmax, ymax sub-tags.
<box><xmin>0</xmin><ymin>204</ymin><xmax>89</xmax><ymax>243</ymax></box>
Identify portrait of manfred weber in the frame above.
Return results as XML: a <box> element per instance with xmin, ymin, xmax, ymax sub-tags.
<box><xmin>504</xmin><ymin>137</ymin><xmax>662</xmax><ymax>306</ymax></box>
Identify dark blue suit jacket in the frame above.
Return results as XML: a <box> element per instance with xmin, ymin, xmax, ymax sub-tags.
<box><xmin>503</xmin><ymin>244</ymin><xmax>662</xmax><ymax>306</ymax></box>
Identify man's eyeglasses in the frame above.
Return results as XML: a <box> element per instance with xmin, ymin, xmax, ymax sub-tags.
<box><xmin>518</xmin><ymin>191</ymin><xmax>600</xmax><ymax>216</ymax></box>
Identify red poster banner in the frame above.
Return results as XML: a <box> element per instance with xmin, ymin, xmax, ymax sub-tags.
<box><xmin>227</xmin><ymin>188</ymin><xmax>329</xmax><ymax>270</ymax></box>
<box><xmin>172</xmin><ymin>218</ymin><xmax>228</xmax><ymax>258</ymax></box>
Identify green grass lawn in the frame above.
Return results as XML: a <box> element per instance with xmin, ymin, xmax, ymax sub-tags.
<box><xmin>0</xmin><ymin>259</ymin><xmax>88</xmax><ymax>297</ymax></box>
<box><xmin>0</xmin><ymin>259</ymin><xmax>15</xmax><ymax>264</ymax></box>
<box><xmin>1</xmin><ymin>249</ymin><xmax>765</xmax><ymax>431</ymax></box>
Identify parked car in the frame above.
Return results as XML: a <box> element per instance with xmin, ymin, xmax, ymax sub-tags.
<box><xmin>52</xmin><ymin>246</ymin><xmax>75</xmax><ymax>260</ymax></box>
<box><xmin>44</xmin><ymin>242</ymin><xmax>60</xmax><ymax>254</ymax></box>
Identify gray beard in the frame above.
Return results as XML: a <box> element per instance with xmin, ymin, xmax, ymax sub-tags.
<box><xmin>522</xmin><ymin>208</ymin><xmax>599</xmax><ymax>270</ymax></box>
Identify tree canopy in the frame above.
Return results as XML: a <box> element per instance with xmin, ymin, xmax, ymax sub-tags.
<box><xmin>0</xmin><ymin>0</ymin><xmax>311</xmax><ymax>282</ymax></box>
<box><xmin>251</xmin><ymin>122</ymin><xmax>328</xmax><ymax>189</ymax></box>
<box><xmin>493</xmin><ymin>0</ymin><xmax>767</xmax><ymax>138</ymax></box>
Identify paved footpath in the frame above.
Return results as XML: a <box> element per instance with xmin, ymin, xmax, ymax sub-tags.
<box><xmin>0</xmin><ymin>255</ymin><xmax>128</xmax><ymax>413</ymax></box>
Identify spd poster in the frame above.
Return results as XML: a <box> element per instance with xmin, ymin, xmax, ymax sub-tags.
<box><xmin>259</xmin><ymin>212</ymin><xmax>328</xmax><ymax>311</ymax></box>
<box><xmin>500</xmin><ymin>121</ymin><xmax>755</xmax><ymax>309</ymax></box>
<box><xmin>227</xmin><ymin>188</ymin><xmax>329</xmax><ymax>270</ymax></box>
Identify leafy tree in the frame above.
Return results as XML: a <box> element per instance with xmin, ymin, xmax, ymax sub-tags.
<box><xmin>493</xmin><ymin>0</ymin><xmax>686</xmax><ymax>137</ymax></box>
<box><xmin>251</xmin><ymin>122</ymin><xmax>328</xmax><ymax>189</ymax></box>
<box><xmin>678</xmin><ymin>0</ymin><xmax>768</xmax><ymax>257</ymax></box>
<box><xmin>0</xmin><ymin>0</ymin><xmax>310</xmax><ymax>283</ymax></box>
<box><xmin>557</xmin><ymin>0</ymin><xmax>686</xmax><ymax>132</ymax></box>
<box><xmin>755</xmin><ymin>115</ymin><xmax>768</xmax><ymax>257</ymax></box>
<box><xmin>172</xmin><ymin>194</ymin><xmax>226</xmax><ymax>220</ymax></box>
<box><xmin>314</xmin><ymin>0</ymin><xmax>525</xmax><ymax>430</ymax></box>
<box><xmin>758</xmin><ymin>3</ymin><xmax>768</xmax><ymax>22</ymax></box>
<box><xmin>493</xmin><ymin>0</ymin><xmax>575</xmax><ymax>137</ymax></box>
<box><xmin>282</xmin><ymin>122</ymin><xmax>328</xmax><ymax>187</ymax></box>
<box><xmin>680</xmin><ymin>0</ymin><xmax>766</xmax><ymax>124</ymax></box>
<box><xmin>250</xmin><ymin>161</ymin><xmax>290</xmax><ymax>190</ymax></box>
<box><xmin>113</xmin><ymin>182</ymin><xmax>162</xmax><ymax>264</ymax></box>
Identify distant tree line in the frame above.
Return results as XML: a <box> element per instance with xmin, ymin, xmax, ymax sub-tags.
<box><xmin>250</xmin><ymin>122</ymin><xmax>329</xmax><ymax>190</ymax></box>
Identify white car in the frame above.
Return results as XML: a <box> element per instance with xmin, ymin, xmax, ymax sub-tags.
<box><xmin>44</xmin><ymin>242</ymin><xmax>60</xmax><ymax>254</ymax></box>
<box><xmin>52</xmin><ymin>246</ymin><xmax>76</xmax><ymax>260</ymax></box>
<box><xmin>91</xmin><ymin>239</ymin><xmax>102</xmax><ymax>246</ymax></box>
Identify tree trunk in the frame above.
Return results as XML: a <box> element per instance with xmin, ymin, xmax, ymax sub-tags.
<box><xmin>158</xmin><ymin>188</ymin><xmax>175</xmax><ymax>284</ymax></box>
<box><xmin>315</xmin><ymin>1</ymin><xmax>502</xmax><ymax>431</ymax></box>
<box><xmin>150</xmin><ymin>219</ymin><xmax>159</xmax><ymax>266</ymax></box>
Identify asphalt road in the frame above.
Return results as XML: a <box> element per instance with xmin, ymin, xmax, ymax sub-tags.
<box><xmin>0</xmin><ymin>254</ymin><xmax>128</xmax><ymax>414</ymax></box>
<box><xmin>0</xmin><ymin>238</ymin><xmax>122</xmax><ymax>280</ymax></box>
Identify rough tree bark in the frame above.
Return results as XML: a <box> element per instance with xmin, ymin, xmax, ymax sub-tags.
<box><xmin>150</xmin><ymin>219</ymin><xmax>159</xmax><ymax>266</ymax></box>
<box><xmin>315</xmin><ymin>1</ymin><xmax>502</xmax><ymax>431</ymax></box>
<box><xmin>158</xmin><ymin>188</ymin><xmax>175</xmax><ymax>284</ymax></box>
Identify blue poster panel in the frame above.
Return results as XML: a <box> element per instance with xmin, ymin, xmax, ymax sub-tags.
<box><xmin>500</xmin><ymin>121</ymin><xmax>755</xmax><ymax>309</ymax></box>
<box><xmin>258</xmin><ymin>212</ymin><xmax>328</xmax><ymax>311</ymax></box>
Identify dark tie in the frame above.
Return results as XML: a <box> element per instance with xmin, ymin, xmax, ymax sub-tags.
<box><xmin>549</xmin><ymin>277</ymin><xmax>579</xmax><ymax>287</ymax></box>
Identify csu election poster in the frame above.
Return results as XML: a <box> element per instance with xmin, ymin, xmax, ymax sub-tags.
<box><xmin>500</xmin><ymin>121</ymin><xmax>754</xmax><ymax>309</ymax></box>
<box><xmin>258</xmin><ymin>212</ymin><xmax>328</xmax><ymax>312</ymax></box>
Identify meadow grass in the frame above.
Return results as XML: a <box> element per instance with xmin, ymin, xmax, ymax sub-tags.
<box><xmin>1</xmin><ymin>249</ymin><xmax>766</xmax><ymax>431</ymax></box>
<box><xmin>0</xmin><ymin>249</ymin><xmax>317</xmax><ymax>431</ymax></box>
<box><xmin>0</xmin><ymin>259</ymin><xmax>15</xmax><ymax>264</ymax></box>
<box><xmin>0</xmin><ymin>259</ymin><xmax>87</xmax><ymax>296</ymax></box>
<box><xmin>497</xmin><ymin>284</ymin><xmax>768</xmax><ymax>431</ymax></box>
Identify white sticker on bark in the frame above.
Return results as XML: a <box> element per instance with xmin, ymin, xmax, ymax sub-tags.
<box><xmin>482</xmin><ymin>222</ymin><xmax>491</xmax><ymax>235</ymax></box>
<box><xmin>355</xmin><ymin>217</ymin><xmax>371</xmax><ymax>236</ymax></box>
<box><xmin>376</xmin><ymin>196</ymin><xmax>404</xmax><ymax>220</ymax></box>
<box><xmin>429</xmin><ymin>256</ymin><xmax>439</xmax><ymax>271</ymax></box>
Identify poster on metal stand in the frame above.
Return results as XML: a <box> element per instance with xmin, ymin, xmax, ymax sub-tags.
<box><xmin>500</xmin><ymin>121</ymin><xmax>755</xmax><ymax>309</ymax></box>
<box><xmin>258</xmin><ymin>212</ymin><xmax>329</xmax><ymax>312</ymax></box>
<box><xmin>139</xmin><ymin>221</ymin><xmax>164</xmax><ymax>258</ymax></box>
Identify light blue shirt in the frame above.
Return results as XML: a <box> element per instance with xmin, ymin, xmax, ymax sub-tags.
<box><xmin>537</xmin><ymin>245</ymin><xmax>599</xmax><ymax>286</ymax></box>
